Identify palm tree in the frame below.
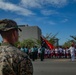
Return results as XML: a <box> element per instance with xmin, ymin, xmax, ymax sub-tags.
<box><xmin>44</xmin><ymin>33</ymin><xmax>59</xmax><ymax>46</ymax></box>
<box><xmin>70</xmin><ymin>35</ymin><xmax>76</xmax><ymax>41</ymax></box>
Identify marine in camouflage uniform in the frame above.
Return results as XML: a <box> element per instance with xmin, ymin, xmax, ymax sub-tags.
<box><xmin>0</xmin><ymin>19</ymin><xmax>33</xmax><ymax>75</ymax></box>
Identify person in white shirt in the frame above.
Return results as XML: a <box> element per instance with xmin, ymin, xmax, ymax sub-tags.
<box><xmin>69</xmin><ymin>44</ymin><xmax>75</xmax><ymax>61</ymax></box>
<box><xmin>55</xmin><ymin>47</ymin><xmax>58</xmax><ymax>58</ymax></box>
<box><xmin>63</xmin><ymin>47</ymin><xmax>66</xmax><ymax>58</ymax></box>
<box><xmin>47</xmin><ymin>48</ymin><xmax>51</xmax><ymax>58</ymax></box>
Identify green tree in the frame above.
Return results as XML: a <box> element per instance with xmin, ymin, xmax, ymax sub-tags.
<box><xmin>35</xmin><ymin>39</ymin><xmax>41</xmax><ymax>47</ymax></box>
<box><xmin>62</xmin><ymin>35</ymin><xmax>76</xmax><ymax>47</ymax></box>
<box><xmin>63</xmin><ymin>40</ymin><xmax>72</xmax><ymax>48</ymax></box>
<box><xmin>44</xmin><ymin>33</ymin><xmax>59</xmax><ymax>46</ymax></box>
<box><xmin>21</xmin><ymin>39</ymin><xmax>36</xmax><ymax>48</ymax></box>
<box><xmin>70</xmin><ymin>35</ymin><xmax>76</xmax><ymax>44</ymax></box>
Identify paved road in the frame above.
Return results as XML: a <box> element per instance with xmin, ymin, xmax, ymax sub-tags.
<box><xmin>32</xmin><ymin>59</ymin><xmax>76</xmax><ymax>75</ymax></box>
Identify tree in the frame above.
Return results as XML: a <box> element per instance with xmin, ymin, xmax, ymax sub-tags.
<box><xmin>20</xmin><ymin>39</ymin><xmax>36</xmax><ymax>48</ymax></box>
<box><xmin>63</xmin><ymin>40</ymin><xmax>72</xmax><ymax>48</ymax></box>
<box><xmin>62</xmin><ymin>35</ymin><xmax>76</xmax><ymax>47</ymax></box>
<box><xmin>35</xmin><ymin>39</ymin><xmax>41</xmax><ymax>47</ymax></box>
<box><xmin>70</xmin><ymin>35</ymin><xmax>76</xmax><ymax>44</ymax></box>
<box><xmin>44</xmin><ymin>33</ymin><xmax>59</xmax><ymax>46</ymax></box>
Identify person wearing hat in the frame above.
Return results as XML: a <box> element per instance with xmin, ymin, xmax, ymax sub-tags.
<box><xmin>0</xmin><ymin>19</ymin><xmax>33</xmax><ymax>75</ymax></box>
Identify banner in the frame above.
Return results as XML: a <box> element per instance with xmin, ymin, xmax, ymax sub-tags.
<box><xmin>41</xmin><ymin>36</ymin><xmax>54</xmax><ymax>50</ymax></box>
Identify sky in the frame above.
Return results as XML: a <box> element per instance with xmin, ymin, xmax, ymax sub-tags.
<box><xmin>0</xmin><ymin>0</ymin><xmax>76</xmax><ymax>45</ymax></box>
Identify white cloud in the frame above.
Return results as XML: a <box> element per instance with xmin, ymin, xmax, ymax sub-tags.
<box><xmin>61</xmin><ymin>19</ymin><xmax>68</xmax><ymax>23</ymax></box>
<box><xmin>20</xmin><ymin>0</ymin><xmax>41</xmax><ymax>8</ymax></box>
<box><xmin>20</xmin><ymin>0</ymin><xmax>68</xmax><ymax>8</ymax></box>
<box><xmin>49</xmin><ymin>21</ymin><xmax>56</xmax><ymax>25</ymax></box>
<box><xmin>0</xmin><ymin>0</ymin><xmax>35</xmax><ymax>16</ymax></box>
<box><xmin>43</xmin><ymin>19</ymin><xmax>56</xmax><ymax>25</ymax></box>
<box><xmin>45</xmin><ymin>0</ymin><xmax>68</xmax><ymax>7</ymax></box>
<box><xmin>41</xmin><ymin>10</ymin><xmax>59</xmax><ymax>16</ymax></box>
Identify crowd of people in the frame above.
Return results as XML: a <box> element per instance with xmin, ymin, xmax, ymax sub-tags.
<box><xmin>17</xmin><ymin>45</ymin><xmax>76</xmax><ymax>61</ymax></box>
<box><xmin>0</xmin><ymin>18</ymin><xmax>76</xmax><ymax>75</ymax></box>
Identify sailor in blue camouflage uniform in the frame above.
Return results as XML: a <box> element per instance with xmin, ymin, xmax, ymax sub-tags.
<box><xmin>0</xmin><ymin>19</ymin><xmax>33</xmax><ymax>75</ymax></box>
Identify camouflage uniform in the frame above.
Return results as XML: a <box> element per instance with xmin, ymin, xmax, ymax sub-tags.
<box><xmin>0</xmin><ymin>19</ymin><xmax>33</xmax><ymax>75</ymax></box>
<box><xmin>0</xmin><ymin>42</ymin><xmax>33</xmax><ymax>75</ymax></box>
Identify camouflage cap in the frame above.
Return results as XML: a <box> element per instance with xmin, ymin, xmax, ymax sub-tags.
<box><xmin>0</xmin><ymin>19</ymin><xmax>22</xmax><ymax>32</ymax></box>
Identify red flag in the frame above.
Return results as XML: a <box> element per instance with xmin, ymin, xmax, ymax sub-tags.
<box><xmin>41</xmin><ymin>36</ymin><xmax>54</xmax><ymax>50</ymax></box>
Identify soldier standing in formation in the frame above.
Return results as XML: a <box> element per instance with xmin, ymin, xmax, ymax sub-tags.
<box><xmin>0</xmin><ymin>19</ymin><xmax>33</xmax><ymax>75</ymax></box>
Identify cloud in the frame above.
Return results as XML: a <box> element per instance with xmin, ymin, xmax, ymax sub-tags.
<box><xmin>37</xmin><ymin>16</ymin><xmax>57</xmax><ymax>26</ymax></box>
<box><xmin>20</xmin><ymin>0</ymin><xmax>68</xmax><ymax>8</ymax></box>
<box><xmin>20</xmin><ymin>0</ymin><xmax>41</xmax><ymax>8</ymax></box>
<box><xmin>0</xmin><ymin>0</ymin><xmax>35</xmax><ymax>16</ymax></box>
<box><xmin>45</xmin><ymin>0</ymin><xmax>68</xmax><ymax>7</ymax></box>
<box><xmin>49</xmin><ymin>21</ymin><xmax>56</xmax><ymax>25</ymax></box>
<box><xmin>42</xmin><ymin>18</ymin><xmax>56</xmax><ymax>25</ymax></box>
<box><xmin>61</xmin><ymin>19</ymin><xmax>68</xmax><ymax>23</ymax></box>
<box><xmin>41</xmin><ymin>10</ymin><xmax>59</xmax><ymax>16</ymax></box>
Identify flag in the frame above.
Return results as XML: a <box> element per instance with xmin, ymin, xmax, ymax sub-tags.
<box><xmin>41</xmin><ymin>36</ymin><xmax>54</xmax><ymax>50</ymax></box>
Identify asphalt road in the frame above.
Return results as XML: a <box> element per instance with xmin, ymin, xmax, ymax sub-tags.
<box><xmin>32</xmin><ymin>59</ymin><xmax>76</xmax><ymax>75</ymax></box>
